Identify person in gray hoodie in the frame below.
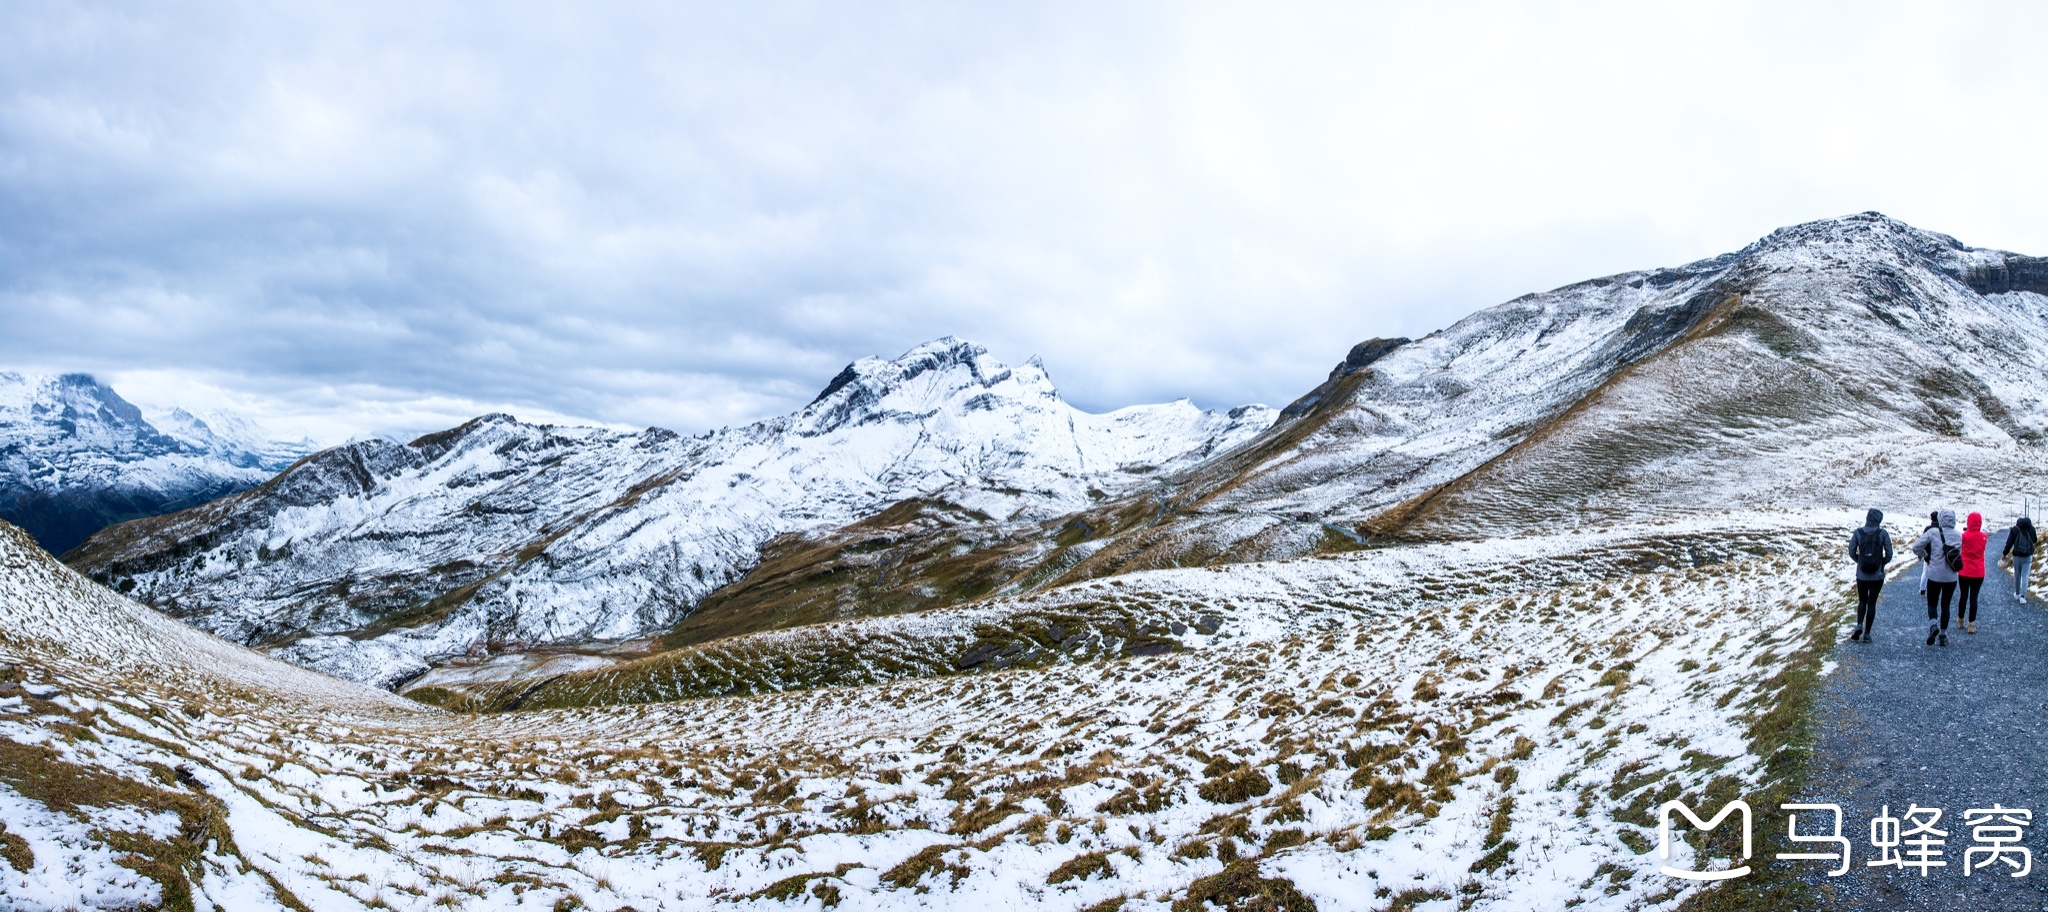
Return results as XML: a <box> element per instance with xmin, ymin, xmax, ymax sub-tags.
<box><xmin>1848</xmin><ymin>509</ymin><xmax>1893</xmax><ymax>642</ymax></box>
<box><xmin>1912</xmin><ymin>509</ymin><xmax>1962</xmax><ymax>646</ymax></box>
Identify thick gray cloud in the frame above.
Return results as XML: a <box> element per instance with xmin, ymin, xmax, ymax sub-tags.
<box><xmin>4</xmin><ymin>1</ymin><xmax>2047</xmax><ymax>442</ymax></box>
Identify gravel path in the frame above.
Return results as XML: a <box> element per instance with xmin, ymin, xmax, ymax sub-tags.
<box><xmin>1801</xmin><ymin>528</ymin><xmax>2048</xmax><ymax>910</ymax></box>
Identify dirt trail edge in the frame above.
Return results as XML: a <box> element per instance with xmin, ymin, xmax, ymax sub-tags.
<box><xmin>1802</xmin><ymin>529</ymin><xmax>2048</xmax><ymax>910</ymax></box>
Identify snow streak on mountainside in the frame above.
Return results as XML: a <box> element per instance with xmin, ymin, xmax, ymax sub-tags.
<box><xmin>67</xmin><ymin>340</ymin><xmax>1275</xmax><ymax>688</ymax></box>
<box><xmin>0</xmin><ymin>373</ymin><xmax>307</xmax><ymax>555</ymax></box>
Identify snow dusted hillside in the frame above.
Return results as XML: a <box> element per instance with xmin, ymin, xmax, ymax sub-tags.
<box><xmin>1006</xmin><ymin>213</ymin><xmax>2048</xmax><ymax>586</ymax></box>
<box><xmin>0</xmin><ymin>505</ymin><xmax>1850</xmax><ymax>911</ymax></box>
<box><xmin>67</xmin><ymin>339</ymin><xmax>1275</xmax><ymax>688</ymax></box>
<box><xmin>0</xmin><ymin>373</ymin><xmax>306</xmax><ymax>555</ymax></box>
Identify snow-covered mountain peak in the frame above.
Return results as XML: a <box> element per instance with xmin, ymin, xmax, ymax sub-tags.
<box><xmin>1725</xmin><ymin>211</ymin><xmax>2044</xmax><ymax>298</ymax></box>
<box><xmin>1750</xmin><ymin>210</ymin><xmax>1958</xmax><ymax>253</ymax></box>
<box><xmin>1159</xmin><ymin>213</ymin><xmax>2048</xmax><ymax>548</ymax></box>
<box><xmin>1</xmin><ymin>371</ymin><xmax>310</xmax><ymax>473</ymax></box>
<box><xmin>147</xmin><ymin>405</ymin><xmax>313</xmax><ymax>471</ymax></box>
<box><xmin>796</xmin><ymin>337</ymin><xmax>1062</xmax><ymax>436</ymax></box>
<box><xmin>0</xmin><ymin>372</ymin><xmax>184</xmax><ymax>457</ymax></box>
<box><xmin>0</xmin><ymin>372</ymin><xmax>314</xmax><ymax>553</ymax></box>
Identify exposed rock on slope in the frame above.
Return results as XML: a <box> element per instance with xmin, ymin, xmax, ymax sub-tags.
<box><xmin>67</xmin><ymin>339</ymin><xmax>1274</xmax><ymax>687</ymax></box>
<box><xmin>0</xmin><ymin>372</ymin><xmax>303</xmax><ymax>554</ymax></box>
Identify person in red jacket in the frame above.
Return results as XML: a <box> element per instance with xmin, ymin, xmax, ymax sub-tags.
<box><xmin>1959</xmin><ymin>511</ymin><xmax>1989</xmax><ymax>633</ymax></box>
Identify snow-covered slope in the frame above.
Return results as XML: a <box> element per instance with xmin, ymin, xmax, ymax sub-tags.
<box><xmin>67</xmin><ymin>339</ymin><xmax>1274</xmax><ymax>688</ymax></box>
<box><xmin>1021</xmin><ymin>213</ymin><xmax>2048</xmax><ymax>583</ymax></box>
<box><xmin>0</xmin><ymin>372</ymin><xmax>305</xmax><ymax>555</ymax></box>
<box><xmin>1371</xmin><ymin>212</ymin><xmax>2048</xmax><ymax>532</ymax></box>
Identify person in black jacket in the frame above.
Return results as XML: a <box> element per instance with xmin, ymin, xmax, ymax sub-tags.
<box><xmin>1848</xmin><ymin>508</ymin><xmax>1894</xmax><ymax>642</ymax></box>
<box><xmin>2004</xmin><ymin>516</ymin><xmax>2038</xmax><ymax>602</ymax></box>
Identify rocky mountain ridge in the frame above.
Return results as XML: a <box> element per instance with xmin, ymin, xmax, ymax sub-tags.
<box><xmin>66</xmin><ymin>339</ymin><xmax>1275</xmax><ymax>687</ymax></box>
<box><xmin>1026</xmin><ymin>212</ymin><xmax>2048</xmax><ymax>567</ymax></box>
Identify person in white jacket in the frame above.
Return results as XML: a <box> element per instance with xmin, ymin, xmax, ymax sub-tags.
<box><xmin>1912</xmin><ymin>509</ymin><xmax>1962</xmax><ymax>647</ymax></box>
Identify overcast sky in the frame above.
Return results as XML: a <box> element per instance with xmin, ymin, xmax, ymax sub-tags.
<box><xmin>4</xmin><ymin>2</ymin><xmax>2046</xmax><ymax>443</ymax></box>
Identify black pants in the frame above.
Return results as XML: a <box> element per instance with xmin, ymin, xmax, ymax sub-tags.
<box><xmin>1958</xmin><ymin>576</ymin><xmax>1984</xmax><ymax>623</ymax></box>
<box><xmin>1927</xmin><ymin>580</ymin><xmax>1957</xmax><ymax>629</ymax></box>
<box><xmin>1856</xmin><ymin>580</ymin><xmax>1883</xmax><ymax>631</ymax></box>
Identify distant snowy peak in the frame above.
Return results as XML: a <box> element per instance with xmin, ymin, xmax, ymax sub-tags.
<box><xmin>0</xmin><ymin>372</ymin><xmax>306</xmax><ymax>471</ymax></box>
<box><xmin>790</xmin><ymin>337</ymin><xmax>1273</xmax><ymax>475</ymax></box>
<box><xmin>0</xmin><ymin>373</ymin><xmax>186</xmax><ymax>458</ymax></box>
<box><xmin>796</xmin><ymin>337</ymin><xmax>1061</xmax><ymax>436</ymax></box>
<box><xmin>145</xmin><ymin>406</ymin><xmax>311</xmax><ymax>471</ymax></box>
<box><xmin>0</xmin><ymin>372</ymin><xmax>312</xmax><ymax>554</ymax></box>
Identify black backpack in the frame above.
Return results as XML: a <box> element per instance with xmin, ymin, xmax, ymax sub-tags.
<box><xmin>1939</xmin><ymin>529</ymin><xmax>1963</xmax><ymax>573</ymax></box>
<box><xmin>1853</xmin><ymin>528</ymin><xmax>1887</xmax><ymax>575</ymax></box>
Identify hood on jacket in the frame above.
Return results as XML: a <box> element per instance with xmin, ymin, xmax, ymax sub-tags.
<box><xmin>1940</xmin><ymin>509</ymin><xmax>1957</xmax><ymax>530</ymax></box>
<box><xmin>1866</xmin><ymin>508</ymin><xmax>1884</xmax><ymax>527</ymax></box>
<box><xmin>1968</xmin><ymin>512</ymin><xmax>1983</xmax><ymax>533</ymax></box>
<box><xmin>2020</xmin><ymin>517</ymin><xmax>2037</xmax><ymax>534</ymax></box>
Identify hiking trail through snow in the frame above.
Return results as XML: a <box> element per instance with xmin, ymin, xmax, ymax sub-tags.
<box><xmin>1804</xmin><ymin>529</ymin><xmax>2048</xmax><ymax>910</ymax></box>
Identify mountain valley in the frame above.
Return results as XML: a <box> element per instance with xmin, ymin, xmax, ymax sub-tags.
<box><xmin>5</xmin><ymin>212</ymin><xmax>2048</xmax><ymax>910</ymax></box>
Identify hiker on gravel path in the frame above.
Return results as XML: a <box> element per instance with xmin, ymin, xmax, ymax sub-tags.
<box><xmin>2003</xmin><ymin>516</ymin><xmax>2037</xmax><ymax>602</ymax></box>
<box><xmin>1919</xmin><ymin>511</ymin><xmax>1939</xmax><ymax>595</ymax></box>
<box><xmin>1912</xmin><ymin>509</ymin><xmax>1962</xmax><ymax>646</ymax></box>
<box><xmin>1848</xmin><ymin>508</ymin><xmax>1892</xmax><ymax>642</ymax></box>
<box><xmin>1958</xmin><ymin>512</ymin><xmax>1989</xmax><ymax>634</ymax></box>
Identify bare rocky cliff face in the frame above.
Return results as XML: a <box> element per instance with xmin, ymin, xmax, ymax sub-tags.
<box><xmin>0</xmin><ymin>373</ymin><xmax>303</xmax><ymax>555</ymax></box>
<box><xmin>66</xmin><ymin>339</ymin><xmax>1275</xmax><ymax>688</ymax></box>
